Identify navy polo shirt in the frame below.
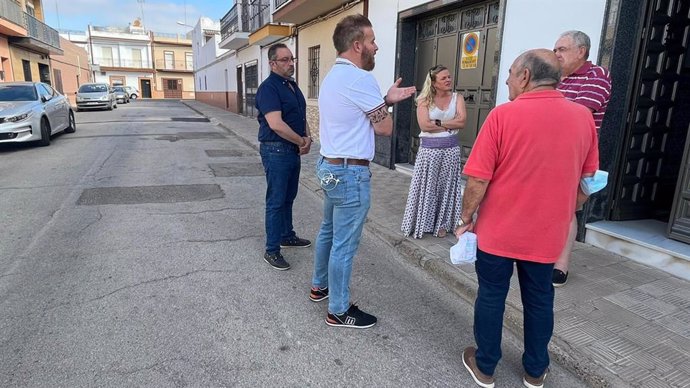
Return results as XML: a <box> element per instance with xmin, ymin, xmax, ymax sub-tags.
<box><xmin>255</xmin><ymin>71</ymin><xmax>307</xmax><ymax>143</ymax></box>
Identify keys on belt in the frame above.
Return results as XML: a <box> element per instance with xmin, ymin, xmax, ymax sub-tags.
<box><xmin>323</xmin><ymin>157</ymin><xmax>370</xmax><ymax>166</ymax></box>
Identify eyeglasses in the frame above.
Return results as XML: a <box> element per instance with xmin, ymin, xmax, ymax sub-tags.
<box><xmin>273</xmin><ymin>57</ymin><xmax>297</xmax><ymax>63</ymax></box>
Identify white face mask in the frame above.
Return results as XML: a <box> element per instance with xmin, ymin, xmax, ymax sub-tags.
<box><xmin>580</xmin><ymin>170</ymin><xmax>609</xmax><ymax>196</ymax></box>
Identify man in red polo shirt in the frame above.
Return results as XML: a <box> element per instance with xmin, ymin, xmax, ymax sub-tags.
<box><xmin>455</xmin><ymin>49</ymin><xmax>599</xmax><ymax>388</ymax></box>
<box><xmin>552</xmin><ymin>30</ymin><xmax>612</xmax><ymax>287</ymax></box>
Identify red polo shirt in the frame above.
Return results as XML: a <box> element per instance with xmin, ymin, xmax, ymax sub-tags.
<box><xmin>463</xmin><ymin>90</ymin><xmax>599</xmax><ymax>263</ymax></box>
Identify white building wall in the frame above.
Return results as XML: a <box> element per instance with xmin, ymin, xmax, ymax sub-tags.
<box><xmin>496</xmin><ymin>0</ymin><xmax>606</xmax><ymax>104</ymax></box>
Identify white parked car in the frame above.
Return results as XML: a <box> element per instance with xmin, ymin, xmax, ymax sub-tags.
<box><xmin>123</xmin><ymin>85</ymin><xmax>139</xmax><ymax>99</ymax></box>
<box><xmin>0</xmin><ymin>82</ymin><xmax>75</xmax><ymax>147</ymax></box>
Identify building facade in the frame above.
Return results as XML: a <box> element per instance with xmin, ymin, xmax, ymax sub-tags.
<box><xmin>87</xmin><ymin>22</ymin><xmax>154</xmax><ymax>97</ymax></box>
<box><xmin>190</xmin><ymin>17</ymin><xmax>236</xmax><ymax>110</ymax></box>
<box><xmin>194</xmin><ymin>0</ymin><xmax>294</xmax><ymax>117</ymax></box>
<box><xmin>0</xmin><ymin>0</ymin><xmax>62</xmax><ymax>83</ymax></box>
<box><xmin>151</xmin><ymin>32</ymin><xmax>194</xmax><ymax>100</ymax></box>
<box><xmin>49</xmin><ymin>37</ymin><xmax>91</xmax><ymax>105</ymax></box>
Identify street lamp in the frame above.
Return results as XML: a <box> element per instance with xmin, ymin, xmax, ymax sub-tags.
<box><xmin>176</xmin><ymin>21</ymin><xmax>194</xmax><ymax>28</ymax></box>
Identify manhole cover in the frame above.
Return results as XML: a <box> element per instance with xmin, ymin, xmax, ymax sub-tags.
<box><xmin>77</xmin><ymin>184</ymin><xmax>224</xmax><ymax>205</ymax></box>
<box><xmin>205</xmin><ymin>149</ymin><xmax>257</xmax><ymax>157</ymax></box>
<box><xmin>171</xmin><ymin>117</ymin><xmax>210</xmax><ymax>122</ymax></box>
<box><xmin>209</xmin><ymin>163</ymin><xmax>264</xmax><ymax>177</ymax></box>
<box><xmin>155</xmin><ymin>132</ymin><xmax>226</xmax><ymax>141</ymax></box>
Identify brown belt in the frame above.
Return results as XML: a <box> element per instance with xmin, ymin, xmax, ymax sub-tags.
<box><xmin>323</xmin><ymin>157</ymin><xmax>370</xmax><ymax>166</ymax></box>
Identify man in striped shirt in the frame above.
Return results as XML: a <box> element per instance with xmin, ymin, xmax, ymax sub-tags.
<box><xmin>552</xmin><ymin>30</ymin><xmax>612</xmax><ymax>287</ymax></box>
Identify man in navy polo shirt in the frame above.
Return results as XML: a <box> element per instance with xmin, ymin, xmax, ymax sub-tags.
<box><xmin>256</xmin><ymin>43</ymin><xmax>313</xmax><ymax>271</ymax></box>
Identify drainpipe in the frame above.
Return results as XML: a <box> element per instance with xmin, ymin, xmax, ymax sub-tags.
<box><xmin>88</xmin><ymin>24</ymin><xmax>96</xmax><ymax>81</ymax></box>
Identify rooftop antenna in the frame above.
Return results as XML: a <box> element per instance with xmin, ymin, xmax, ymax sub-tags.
<box><xmin>136</xmin><ymin>0</ymin><xmax>146</xmax><ymax>30</ymax></box>
<box><xmin>54</xmin><ymin>0</ymin><xmax>61</xmax><ymax>30</ymax></box>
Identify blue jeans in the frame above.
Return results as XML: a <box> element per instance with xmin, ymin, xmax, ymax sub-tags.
<box><xmin>474</xmin><ymin>248</ymin><xmax>554</xmax><ymax>378</ymax></box>
<box><xmin>312</xmin><ymin>157</ymin><xmax>371</xmax><ymax>315</ymax></box>
<box><xmin>260</xmin><ymin>142</ymin><xmax>301</xmax><ymax>254</ymax></box>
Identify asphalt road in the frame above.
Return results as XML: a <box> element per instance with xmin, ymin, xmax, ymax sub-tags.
<box><xmin>0</xmin><ymin>100</ymin><xmax>587</xmax><ymax>387</ymax></box>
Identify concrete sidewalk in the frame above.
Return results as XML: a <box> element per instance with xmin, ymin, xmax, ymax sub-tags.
<box><xmin>183</xmin><ymin>100</ymin><xmax>690</xmax><ymax>388</ymax></box>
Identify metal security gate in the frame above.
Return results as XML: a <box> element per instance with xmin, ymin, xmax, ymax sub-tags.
<box><xmin>244</xmin><ymin>63</ymin><xmax>258</xmax><ymax>118</ymax></box>
<box><xmin>611</xmin><ymin>0</ymin><xmax>690</xmax><ymax>240</ymax></box>
<box><xmin>410</xmin><ymin>1</ymin><xmax>499</xmax><ymax>163</ymax></box>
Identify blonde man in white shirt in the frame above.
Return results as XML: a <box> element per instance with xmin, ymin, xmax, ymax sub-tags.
<box><xmin>309</xmin><ymin>14</ymin><xmax>415</xmax><ymax>329</ymax></box>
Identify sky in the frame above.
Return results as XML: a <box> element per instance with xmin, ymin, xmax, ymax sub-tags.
<box><xmin>43</xmin><ymin>0</ymin><xmax>231</xmax><ymax>34</ymax></box>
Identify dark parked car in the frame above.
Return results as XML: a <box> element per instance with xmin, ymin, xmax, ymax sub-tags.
<box><xmin>0</xmin><ymin>82</ymin><xmax>75</xmax><ymax>147</ymax></box>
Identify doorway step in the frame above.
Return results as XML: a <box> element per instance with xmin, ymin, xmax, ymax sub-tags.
<box><xmin>585</xmin><ymin>220</ymin><xmax>690</xmax><ymax>281</ymax></box>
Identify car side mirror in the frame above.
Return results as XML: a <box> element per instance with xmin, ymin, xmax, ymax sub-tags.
<box><xmin>41</xmin><ymin>95</ymin><xmax>51</xmax><ymax>102</ymax></box>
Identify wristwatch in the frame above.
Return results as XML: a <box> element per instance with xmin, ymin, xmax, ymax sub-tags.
<box><xmin>435</xmin><ymin>119</ymin><xmax>442</xmax><ymax>127</ymax></box>
<box><xmin>457</xmin><ymin>218</ymin><xmax>472</xmax><ymax>227</ymax></box>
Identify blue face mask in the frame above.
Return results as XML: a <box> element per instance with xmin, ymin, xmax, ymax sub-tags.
<box><xmin>580</xmin><ymin>170</ymin><xmax>609</xmax><ymax>196</ymax></box>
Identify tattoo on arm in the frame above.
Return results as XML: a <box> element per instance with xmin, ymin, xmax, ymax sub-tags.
<box><xmin>367</xmin><ymin>105</ymin><xmax>389</xmax><ymax>124</ymax></box>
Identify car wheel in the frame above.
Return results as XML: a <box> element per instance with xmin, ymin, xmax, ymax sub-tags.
<box><xmin>38</xmin><ymin>117</ymin><xmax>51</xmax><ymax>147</ymax></box>
<box><xmin>65</xmin><ymin>110</ymin><xmax>76</xmax><ymax>133</ymax></box>
<box><xmin>113</xmin><ymin>101</ymin><xmax>118</xmax><ymax>109</ymax></box>
<box><xmin>130</xmin><ymin>94</ymin><xmax>138</xmax><ymax>100</ymax></box>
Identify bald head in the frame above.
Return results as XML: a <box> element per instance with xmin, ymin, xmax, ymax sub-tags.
<box><xmin>507</xmin><ymin>49</ymin><xmax>562</xmax><ymax>100</ymax></box>
<box><xmin>514</xmin><ymin>49</ymin><xmax>561</xmax><ymax>88</ymax></box>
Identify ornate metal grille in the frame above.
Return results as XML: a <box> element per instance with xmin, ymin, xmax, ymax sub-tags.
<box><xmin>461</xmin><ymin>6</ymin><xmax>484</xmax><ymax>30</ymax></box>
<box><xmin>308</xmin><ymin>45</ymin><xmax>320</xmax><ymax>99</ymax></box>
<box><xmin>487</xmin><ymin>3</ymin><xmax>500</xmax><ymax>25</ymax></box>
<box><xmin>438</xmin><ymin>13</ymin><xmax>458</xmax><ymax>35</ymax></box>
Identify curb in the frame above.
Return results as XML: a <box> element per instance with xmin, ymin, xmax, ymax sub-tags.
<box><xmin>183</xmin><ymin>100</ymin><xmax>627</xmax><ymax>388</ymax></box>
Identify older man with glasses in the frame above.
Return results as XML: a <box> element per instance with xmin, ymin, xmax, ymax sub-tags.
<box><xmin>255</xmin><ymin>43</ymin><xmax>313</xmax><ymax>271</ymax></box>
<box><xmin>552</xmin><ymin>30</ymin><xmax>612</xmax><ymax>287</ymax></box>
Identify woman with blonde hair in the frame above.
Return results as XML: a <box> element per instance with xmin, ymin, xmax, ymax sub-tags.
<box><xmin>402</xmin><ymin>65</ymin><xmax>466</xmax><ymax>238</ymax></box>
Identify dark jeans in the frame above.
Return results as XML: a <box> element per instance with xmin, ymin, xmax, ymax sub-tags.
<box><xmin>260</xmin><ymin>142</ymin><xmax>301</xmax><ymax>254</ymax></box>
<box><xmin>474</xmin><ymin>248</ymin><xmax>554</xmax><ymax>378</ymax></box>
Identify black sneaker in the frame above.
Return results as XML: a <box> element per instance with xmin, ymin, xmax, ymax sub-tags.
<box><xmin>310</xmin><ymin>287</ymin><xmax>329</xmax><ymax>302</ymax></box>
<box><xmin>280</xmin><ymin>237</ymin><xmax>312</xmax><ymax>248</ymax></box>
<box><xmin>552</xmin><ymin>269</ymin><xmax>568</xmax><ymax>287</ymax></box>
<box><xmin>326</xmin><ymin>304</ymin><xmax>377</xmax><ymax>329</ymax></box>
<box><xmin>264</xmin><ymin>252</ymin><xmax>290</xmax><ymax>271</ymax></box>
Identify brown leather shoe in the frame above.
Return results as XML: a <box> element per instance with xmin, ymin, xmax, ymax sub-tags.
<box><xmin>523</xmin><ymin>369</ymin><xmax>548</xmax><ymax>388</ymax></box>
<box><xmin>462</xmin><ymin>347</ymin><xmax>495</xmax><ymax>388</ymax></box>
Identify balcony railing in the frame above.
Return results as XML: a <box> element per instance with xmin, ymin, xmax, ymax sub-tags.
<box><xmin>25</xmin><ymin>13</ymin><xmax>60</xmax><ymax>49</ymax></box>
<box><xmin>155</xmin><ymin>59</ymin><xmax>193</xmax><ymax>71</ymax></box>
<box><xmin>248</xmin><ymin>0</ymin><xmax>271</xmax><ymax>33</ymax></box>
<box><xmin>221</xmin><ymin>2</ymin><xmax>249</xmax><ymax>41</ymax></box>
<box><xmin>95</xmin><ymin>57</ymin><xmax>150</xmax><ymax>69</ymax></box>
<box><xmin>274</xmin><ymin>0</ymin><xmax>289</xmax><ymax>9</ymax></box>
<box><xmin>0</xmin><ymin>0</ymin><xmax>25</xmax><ymax>28</ymax></box>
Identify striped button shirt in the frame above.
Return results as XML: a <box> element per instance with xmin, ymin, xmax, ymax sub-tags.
<box><xmin>557</xmin><ymin>61</ymin><xmax>612</xmax><ymax>130</ymax></box>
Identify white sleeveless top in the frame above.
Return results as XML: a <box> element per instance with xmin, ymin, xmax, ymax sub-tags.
<box><xmin>419</xmin><ymin>92</ymin><xmax>459</xmax><ymax>138</ymax></box>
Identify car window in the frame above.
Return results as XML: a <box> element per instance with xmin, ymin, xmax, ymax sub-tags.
<box><xmin>0</xmin><ymin>85</ymin><xmax>38</xmax><ymax>101</ymax></box>
<box><xmin>37</xmin><ymin>84</ymin><xmax>52</xmax><ymax>99</ymax></box>
<box><xmin>41</xmin><ymin>83</ymin><xmax>56</xmax><ymax>96</ymax></box>
<box><xmin>78</xmin><ymin>84</ymin><xmax>108</xmax><ymax>93</ymax></box>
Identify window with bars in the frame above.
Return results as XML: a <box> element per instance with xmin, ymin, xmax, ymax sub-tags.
<box><xmin>308</xmin><ymin>45</ymin><xmax>320</xmax><ymax>99</ymax></box>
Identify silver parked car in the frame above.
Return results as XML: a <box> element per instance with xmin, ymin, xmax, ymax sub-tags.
<box><xmin>75</xmin><ymin>83</ymin><xmax>117</xmax><ymax>111</ymax></box>
<box><xmin>112</xmin><ymin>86</ymin><xmax>130</xmax><ymax>104</ymax></box>
<box><xmin>0</xmin><ymin>82</ymin><xmax>76</xmax><ymax>147</ymax></box>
